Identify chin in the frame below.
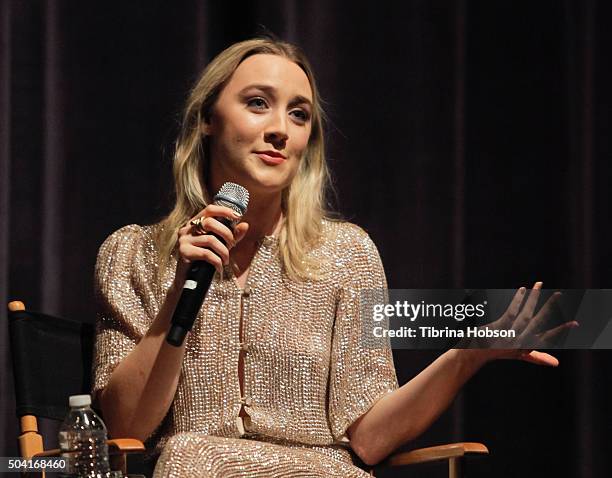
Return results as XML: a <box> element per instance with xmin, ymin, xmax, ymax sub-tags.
<box><xmin>248</xmin><ymin>179</ymin><xmax>289</xmax><ymax>196</ymax></box>
<box><xmin>246</xmin><ymin>170</ymin><xmax>293</xmax><ymax>194</ymax></box>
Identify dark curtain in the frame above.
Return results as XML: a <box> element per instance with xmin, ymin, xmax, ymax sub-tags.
<box><xmin>1</xmin><ymin>1</ymin><xmax>611</xmax><ymax>477</ymax></box>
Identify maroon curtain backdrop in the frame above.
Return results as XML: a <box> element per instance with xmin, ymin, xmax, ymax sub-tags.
<box><xmin>1</xmin><ymin>1</ymin><xmax>611</xmax><ymax>476</ymax></box>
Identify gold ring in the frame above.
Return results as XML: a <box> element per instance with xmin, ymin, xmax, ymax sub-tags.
<box><xmin>189</xmin><ymin>217</ymin><xmax>206</xmax><ymax>235</ymax></box>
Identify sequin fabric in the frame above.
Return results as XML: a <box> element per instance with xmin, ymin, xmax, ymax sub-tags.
<box><xmin>92</xmin><ymin>220</ymin><xmax>398</xmax><ymax>477</ymax></box>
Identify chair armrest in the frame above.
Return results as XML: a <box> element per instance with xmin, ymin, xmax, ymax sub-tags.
<box><xmin>31</xmin><ymin>449</ymin><xmax>61</xmax><ymax>458</ymax></box>
<box><xmin>107</xmin><ymin>438</ymin><xmax>146</xmax><ymax>475</ymax></box>
<box><xmin>384</xmin><ymin>442</ymin><xmax>489</xmax><ymax>466</ymax></box>
<box><xmin>32</xmin><ymin>438</ymin><xmax>145</xmax><ymax>458</ymax></box>
<box><xmin>108</xmin><ymin>439</ymin><xmax>146</xmax><ymax>453</ymax></box>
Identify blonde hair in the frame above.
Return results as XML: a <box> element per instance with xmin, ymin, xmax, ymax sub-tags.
<box><xmin>156</xmin><ymin>38</ymin><xmax>331</xmax><ymax>281</ymax></box>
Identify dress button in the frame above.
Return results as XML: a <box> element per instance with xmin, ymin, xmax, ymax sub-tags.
<box><xmin>242</xmin><ymin>286</ymin><xmax>251</xmax><ymax>297</ymax></box>
<box><xmin>239</xmin><ymin>342</ymin><xmax>251</xmax><ymax>353</ymax></box>
<box><xmin>241</xmin><ymin>396</ymin><xmax>253</xmax><ymax>407</ymax></box>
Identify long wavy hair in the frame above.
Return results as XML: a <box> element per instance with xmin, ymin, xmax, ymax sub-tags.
<box><xmin>156</xmin><ymin>38</ymin><xmax>332</xmax><ymax>281</ymax></box>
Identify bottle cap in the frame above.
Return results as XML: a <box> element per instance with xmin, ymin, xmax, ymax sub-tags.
<box><xmin>69</xmin><ymin>394</ymin><xmax>91</xmax><ymax>407</ymax></box>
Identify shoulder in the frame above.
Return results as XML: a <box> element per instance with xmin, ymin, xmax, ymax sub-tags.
<box><xmin>320</xmin><ymin>218</ymin><xmax>380</xmax><ymax>255</ymax></box>
<box><xmin>97</xmin><ymin>224</ymin><xmax>152</xmax><ymax>256</ymax></box>
<box><xmin>319</xmin><ymin>219</ymin><xmax>384</xmax><ymax>278</ymax></box>
<box><xmin>96</xmin><ymin>223</ymin><xmax>161</xmax><ymax>271</ymax></box>
<box><xmin>315</xmin><ymin>219</ymin><xmax>387</xmax><ymax>289</ymax></box>
<box><xmin>98</xmin><ymin>224</ymin><xmax>144</xmax><ymax>250</ymax></box>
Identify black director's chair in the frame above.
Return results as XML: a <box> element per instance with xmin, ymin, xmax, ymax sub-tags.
<box><xmin>7</xmin><ymin>301</ymin><xmax>145</xmax><ymax>477</ymax></box>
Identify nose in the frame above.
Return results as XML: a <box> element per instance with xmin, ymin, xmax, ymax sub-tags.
<box><xmin>264</xmin><ymin>110</ymin><xmax>288</xmax><ymax>147</ymax></box>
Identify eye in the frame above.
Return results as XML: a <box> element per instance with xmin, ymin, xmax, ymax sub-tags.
<box><xmin>290</xmin><ymin>109</ymin><xmax>311</xmax><ymax>123</ymax></box>
<box><xmin>247</xmin><ymin>97</ymin><xmax>268</xmax><ymax>110</ymax></box>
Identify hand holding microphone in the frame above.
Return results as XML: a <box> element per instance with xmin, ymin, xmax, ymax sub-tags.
<box><xmin>167</xmin><ymin>183</ymin><xmax>250</xmax><ymax>346</ymax></box>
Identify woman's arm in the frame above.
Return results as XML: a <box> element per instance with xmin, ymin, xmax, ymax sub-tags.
<box><xmin>98</xmin><ymin>284</ymin><xmax>187</xmax><ymax>442</ymax></box>
<box><xmin>348</xmin><ymin>283</ymin><xmax>571</xmax><ymax>466</ymax></box>
<box><xmin>347</xmin><ymin>348</ymin><xmax>487</xmax><ymax>466</ymax></box>
<box><xmin>98</xmin><ymin>205</ymin><xmax>248</xmax><ymax>442</ymax></box>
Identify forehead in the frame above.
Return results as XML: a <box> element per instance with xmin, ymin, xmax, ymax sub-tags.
<box><xmin>225</xmin><ymin>54</ymin><xmax>313</xmax><ymax>101</ymax></box>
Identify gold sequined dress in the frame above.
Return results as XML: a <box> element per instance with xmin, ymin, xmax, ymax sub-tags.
<box><xmin>92</xmin><ymin>220</ymin><xmax>398</xmax><ymax>477</ymax></box>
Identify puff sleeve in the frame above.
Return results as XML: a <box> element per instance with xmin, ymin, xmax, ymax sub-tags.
<box><xmin>91</xmin><ymin>225</ymin><xmax>161</xmax><ymax>401</ymax></box>
<box><xmin>327</xmin><ymin>226</ymin><xmax>399</xmax><ymax>443</ymax></box>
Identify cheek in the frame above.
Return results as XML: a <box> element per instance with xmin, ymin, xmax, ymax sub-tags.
<box><xmin>232</xmin><ymin>115</ymin><xmax>265</xmax><ymax>143</ymax></box>
<box><xmin>291</xmin><ymin>129</ymin><xmax>311</xmax><ymax>156</ymax></box>
<box><xmin>216</xmin><ymin>109</ymin><xmax>262</xmax><ymax>147</ymax></box>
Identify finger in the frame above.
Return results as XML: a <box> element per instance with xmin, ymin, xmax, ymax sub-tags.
<box><xmin>178</xmin><ymin>233</ymin><xmax>228</xmax><ymax>266</ymax></box>
<box><xmin>198</xmin><ymin>217</ymin><xmax>236</xmax><ymax>247</ymax></box>
<box><xmin>189</xmin><ymin>204</ymin><xmax>240</xmax><ymax>236</ymax></box>
<box><xmin>234</xmin><ymin>222</ymin><xmax>249</xmax><ymax>244</ymax></box>
<box><xmin>200</xmin><ymin>204</ymin><xmax>243</xmax><ymax>221</ymax></box>
<box><xmin>498</xmin><ymin>287</ymin><xmax>527</xmax><ymax>329</ymax></box>
<box><xmin>512</xmin><ymin>282</ymin><xmax>543</xmax><ymax>333</ymax></box>
<box><xmin>521</xmin><ymin>291</ymin><xmax>562</xmax><ymax>339</ymax></box>
<box><xmin>520</xmin><ymin>350</ymin><xmax>559</xmax><ymax>367</ymax></box>
<box><xmin>538</xmin><ymin>320</ymin><xmax>579</xmax><ymax>344</ymax></box>
<box><xmin>180</xmin><ymin>243</ymin><xmax>224</xmax><ymax>273</ymax></box>
<box><xmin>178</xmin><ymin>223</ymin><xmax>194</xmax><ymax>238</ymax></box>
<box><xmin>190</xmin><ymin>234</ymin><xmax>231</xmax><ymax>265</ymax></box>
<box><xmin>522</xmin><ymin>281</ymin><xmax>543</xmax><ymax>318</ymax></box>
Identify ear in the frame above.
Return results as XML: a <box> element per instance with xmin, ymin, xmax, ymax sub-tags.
<box><xmin>200</xmin><ymin>122</ymin><xmax>211</xmax><ymax>136</ymax></box>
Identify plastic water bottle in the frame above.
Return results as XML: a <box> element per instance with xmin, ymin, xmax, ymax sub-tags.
<box><xmin>58</xmin><ymin>394</ymin><xmax>111</xmax><ymax>477</ymax></box>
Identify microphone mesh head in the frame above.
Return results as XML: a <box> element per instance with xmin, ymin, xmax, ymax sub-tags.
<box><xmin>213</xmin><ymin>182</ymin><xmax>250</xmax><ymax>216</ymax></box>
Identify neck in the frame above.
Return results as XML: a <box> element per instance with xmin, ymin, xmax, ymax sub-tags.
<box><xmin>241</xmin><ymin>191</ymin><xmax>283</xmax><ymax>242</ymax></box>
<box><xmin>231</xmin><ymin>191</ymin><xmax>282</xmax><ymax>276</ymax></box>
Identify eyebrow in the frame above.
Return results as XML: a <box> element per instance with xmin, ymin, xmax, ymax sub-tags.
<box><xmin>238</xmin><ymin>84</ymin><xmax>313</xmax><ymax>108</ymax></box>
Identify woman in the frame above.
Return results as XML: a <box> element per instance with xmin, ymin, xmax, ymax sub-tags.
<box><xmin>92</xmin><ymin>38</ymin><xmax>564</xmax><ymax>477</ymax></box>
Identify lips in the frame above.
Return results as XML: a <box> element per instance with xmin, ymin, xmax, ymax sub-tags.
<box><xmin>254</xmin><ymin>151</ymin><xmax>286</xmax><ymax>165</ymax></box>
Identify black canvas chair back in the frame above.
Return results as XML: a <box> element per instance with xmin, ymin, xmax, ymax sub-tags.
<box><xmin>8</xmin><ymin>304</ymin><xmax>94</xmax><ymax>421</ymax></box>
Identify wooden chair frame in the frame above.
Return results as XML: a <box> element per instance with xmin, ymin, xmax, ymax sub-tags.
<box><xmin>373</xmin><ymin>441</ymin><xmax>489</xmax><ymax>477</ymax></box>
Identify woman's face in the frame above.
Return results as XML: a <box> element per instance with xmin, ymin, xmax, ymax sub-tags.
<box><xmin>205</xmin><ymin>54</ymin><xmax>314</xmax><ymax>197</ymax></box>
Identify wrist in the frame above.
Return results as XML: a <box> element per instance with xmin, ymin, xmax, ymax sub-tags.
<box><xmin>450</xmin><ymin>348</ymin><xmax>491</xmax><ymax>370</ymax></box>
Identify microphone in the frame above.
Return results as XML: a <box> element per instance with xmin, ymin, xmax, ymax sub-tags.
<box><xmin>166</xmin><ymin>182</ymin><xmax>250</xmax><ymax>347</ymax></box>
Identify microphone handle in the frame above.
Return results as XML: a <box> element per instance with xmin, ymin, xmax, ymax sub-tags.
<box><xmin>166</xmin><ymin>219</ymin><xmax>232</xmax><ymax>346</ymax></box>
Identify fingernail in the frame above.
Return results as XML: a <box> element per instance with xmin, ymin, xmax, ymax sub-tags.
<box><xmin>232</xmin><ymin>211</ymin><xmax>241</xmax><ymax>218</ymax></box>
<box><xmin>519</xmin><ymin>287</ymin><xmax>526</xmax><ymax>294</ymax></box>
<box><xmin>534</xmin><ymin>281</ymin><xmax>543</xmax><ymax>289</ymax></box>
